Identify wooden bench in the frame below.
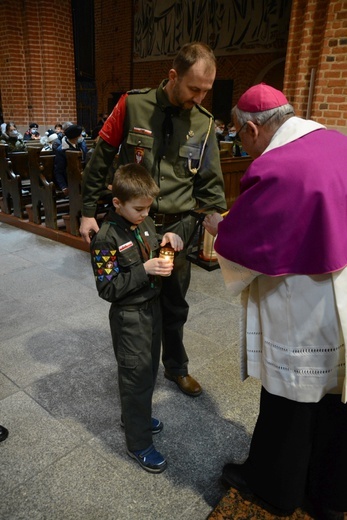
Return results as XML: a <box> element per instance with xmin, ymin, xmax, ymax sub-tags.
<box><xmin>63</xmin><ymin>150</ymin><xmax>83</xmax><ymax>235</ymax></box>
<box><xmin>85</xmin><ymin>139</ymin><xmax>96</xmax><ymax>150</ymax></box>
<box><xmin>26</xmin><ymin>146</ymin><xmax>69</xmax><ymax>229</ymax></box>
<box><xmin>63</xmin><ymin>149</ymin><xmax>112</xmax><ymax>236</ymax></box>
<box><xmin>0</xmin><ymin>145</ymin><xmax>32</xmax><ymax>218</ymax></box>
<box><xmin>221</xmin><ymin>156</ymin><xmax>253</xmax><ymax>208</ymax></box>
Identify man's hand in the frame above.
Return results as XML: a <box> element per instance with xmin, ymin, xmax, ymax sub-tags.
<box><xmin>203</xmin><ymin>212</ymin><xmax>223</xmax><ymax>237</ymax></box>
<box><xmin>161</xmin><ymin>232</ymin><xmax>184</xmax><ymax>251</ymax></box>
<box><xmin>80</xmin><ymin>216</ymin><xmax>99</xmax><ymax>244</ymax></box>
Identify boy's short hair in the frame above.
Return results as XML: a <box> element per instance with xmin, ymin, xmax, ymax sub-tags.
<box><xmin>112</xmin><ymin>163</ymin><xmax>160</xmax><ymax>202</ymax></box>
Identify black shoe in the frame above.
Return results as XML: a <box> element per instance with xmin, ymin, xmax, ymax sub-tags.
<box><xmin>304</xmin><ymin>496</ymin><xmax>346</xmax><ymax>520</ymax></box>
<box><xmin>221</xmin><ymin>463</ymin><xmax>295</xmax><ymax>517</ymax></box>
<box><xmin>0</xmin><ymin>425</ymin><xmax>9</xmax><ymax>442</ymax></box>
<box><xmin>221</xmin><ymin>462</ymin><xmax>251</xmax><ymax>493</ymax></box>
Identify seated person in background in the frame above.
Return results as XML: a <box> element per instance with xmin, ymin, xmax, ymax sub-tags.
<box><xmin>98</xmin><ymin>112</ymin><xmax>108</xmax><ymax>125</ymax></box>
<box><xmin>54</xmin><ymin>123</ymin><xmax>63</xmax><ymax>139</ymax></box>
<box><xmin>52</xmin><ymin>121</ymin><xmax>73</xmax><ymax>152</ymax></box>
<box><xmin>214</xmin><ymin>118</ymin><xmax>226</xmax><ymax>148</ymax></box>
<box><xmin>224</xmin><ymin>121</ymin><xmax>248</xmax><ymax>156</ymax></box>
<box><xmin>90</xmin><ymin>163</ymin><xmax>183</xmax><ymax>473</ymax></box>
<box><xmin>23</xmin><ymin>122</ymin><xmax>41</xmax><ymax>141</ymax></box>
<box><xmin>40</xmin><ymin>129</ymin><xmax>59</xmax><ymax>151</ymax></box>
<box><xmin>224</xmin><ymin>122</ymin><xmax>237</xmax><ymax>142</ymax></box>
<box><xmin>91</xmin><ymin>113</ymin><xmax>108</xmax><ymax>140</ymax></box>
<box><xmin>54</xmin><ymin>124</ymin><xmax>87</xmax><ymax>196</ymax></box>
<box><xmin>0</xmin><ymin>122</ymin><xmax>26</xmax><ymax>152</ymax></box>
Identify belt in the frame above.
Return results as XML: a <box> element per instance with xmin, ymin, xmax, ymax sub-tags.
<box><xmin>114</xmin><ymin>296</ymin><xmax>159</xmax><ymax>311</ymax></box>
<box><xmin>149</xmin><ymin>211</ymin><xmax>191</xmax><ymax>227</ymax></box>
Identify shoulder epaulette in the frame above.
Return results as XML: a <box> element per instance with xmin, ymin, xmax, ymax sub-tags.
<box><xmin>196</xmin><ymin>104</ymin><xmax>213</xmax><ymax>118</ymax></box>
<box><xmin>127</xmin><ymin>87</ymin><xmax>152</xmax><ymax>95</ymax></box>
<box><xmin>94</xmin><ymin>221</ymin><xmax>112</xmax><ymax>241</ymax></box>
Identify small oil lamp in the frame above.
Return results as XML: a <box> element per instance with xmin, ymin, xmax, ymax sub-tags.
<box><xmin>159</xmin><ymin>246</ymin><xmax>175</xmax><ymax>276</ymax></box>
<box><xmin>159</xmin><ymin>246</ymin><xmax>175</xmax><ymax>263</ymax></box>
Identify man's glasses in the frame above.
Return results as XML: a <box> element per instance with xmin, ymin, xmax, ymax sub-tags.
<box><xmin>234</xmin><ymin>111</ymin><xmax>294</xmax><ymax>146</ymax></box>
<box><xmin>233</xmin><ymin>121</ymin><xmax>248</xmax><ymax>146</ymax></box>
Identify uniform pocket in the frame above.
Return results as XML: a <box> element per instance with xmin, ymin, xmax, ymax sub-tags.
<box><xmin>126</xmin><ymin>132</ymin><xmax>154</xmax><ymax>168</ymax></box>
<box><xmin>174</xmin><ymin>143</ymin><xmax>201</xmax><ymax>178</ymax></box>
<box><xmin>118</xmin><ymin>354</ymin><xmax>138</xmax><ymax>369</ymax></box>
<box><xmin>126</xmin><ymin>132</ymin><xmax>154</xmax><ymax>149</ymax></box>
<box><xmin>118</xmin><ymin>245</ymin><xmax>141</xmax><ymax>267</ymax></box>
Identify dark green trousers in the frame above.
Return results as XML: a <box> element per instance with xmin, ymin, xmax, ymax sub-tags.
<box><xmin>159</xmin><ymin>214</ymin><xmax>195</xmax><ymax>376</ymax></box>
<box><xmin>109</xmin><ymin>299</ymin><xmax>161</xmax><ymax>451</ymax></box>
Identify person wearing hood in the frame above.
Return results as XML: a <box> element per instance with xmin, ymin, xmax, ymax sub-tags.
<box><xmin>0</xmin><ymin>122</ymin><xmax>26</xmax><ymax>152</ymax></box>
<box><xmin>53</xmin><ymin>124</ymin><xmax>87</xmax><ymax>196</ymax></box>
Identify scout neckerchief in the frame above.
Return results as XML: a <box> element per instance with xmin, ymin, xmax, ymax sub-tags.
<box><xmin>132</xmin><ymin>226</ymin><xmax>152</xmax><ymax>261</ymax></box>
<box><xmin>132</xmin><ymin>225</ymin><xmax>155</xmax><ymax>288</ymax></box>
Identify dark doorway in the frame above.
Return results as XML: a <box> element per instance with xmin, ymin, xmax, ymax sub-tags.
<box><xmin>212</xmin><ymin>80</ymin><xmax>234</xmax><ymax>124</ymax></box>
<box><xmin>71</xmin><ymin>0</ymin><xmax>97</xmax><ymax>134</ymax></box>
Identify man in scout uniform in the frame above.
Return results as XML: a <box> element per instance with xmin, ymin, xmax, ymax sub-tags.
<box><xmin>81</xmin><ymin>42</ymin><xmax>226</xmax><ymax>397</ymax></box>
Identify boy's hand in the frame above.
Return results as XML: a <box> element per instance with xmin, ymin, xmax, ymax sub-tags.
<box><xmin>161</xmin><ymin>232</ymin><xmax>184</xmax><ymax>251</ymax></box>
<box><xmin>144</xmin><ymin>258</ymin><xmax>173</xmax><ymax>277</ymax></box>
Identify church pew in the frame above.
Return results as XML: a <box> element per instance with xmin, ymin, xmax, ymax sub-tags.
<box><xmin>63</xmin><ymin>149</ymin><xmax>112</xmax><ymax>236</ymax></box>
<box><xmin>64</xmin><ymin>150</ymin><xmax>83</xmax><ymax>236</ymax></box>
<box><xmin>0</xmin><ymin>145</ymin><xmax>32</xmax><ymax>218</ymax></box>
<box><xmin>26</xmin><ymin>146</ymin><xmax>69</xmax><ymax>229</ymax></box>
<box><xmin>221</xmin><ymin>156</ymin><xmax>253</xmax><ymax>208</ymax></box>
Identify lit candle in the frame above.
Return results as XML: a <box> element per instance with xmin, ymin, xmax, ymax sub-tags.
<box><xmin>159</xmin><ymin>246</ymin><xmax>175</xmax><ymax>263</ymax></box>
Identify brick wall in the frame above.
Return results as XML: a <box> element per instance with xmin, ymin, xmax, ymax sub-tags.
<box><xmin>1</xmin><ymin>0</ymin><xmax>346</xmax><ymax>134</ymax></box>
<box><xmin>284</xmin><ymin>0</ymin><xmax>347</xmax><ymax>132</ymax></box>
<box><xmin>0</xmin><ymin>0</ymin><xmax>76</xmax><ymax>134</ymax></box>
<box><xmin>93</xmin><ymin>0</ymin><xmax>288</xmax><ymax>117</ymax></box>
<box><xmin>94</xmin><ymin>0</ymin><xmax>133</xmax><ymax>115</ymax></box>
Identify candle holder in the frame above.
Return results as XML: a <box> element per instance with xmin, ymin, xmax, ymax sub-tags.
<box><xmin>159</xmin><ymin>245</ymin><xmax>175</xmax><ymax>276</ymax></box>
<box><xmin>186</xmin><ymin>205</ymin><xmax>226</xmax><ymax>271</ymax></box>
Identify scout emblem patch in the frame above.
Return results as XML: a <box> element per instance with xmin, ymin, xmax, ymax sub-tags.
<box><xmin>92</xmin><ymin>249</ymin><xmax>119</xmax><ymax>281</ymax></box>
<box><xmin>135</xmin><ymin>147</ymin><xmax>145</xmax><ymax>164</ymax></box>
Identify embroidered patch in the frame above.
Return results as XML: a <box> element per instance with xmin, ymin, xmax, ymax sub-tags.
<box><xmin>119</xmin><ymin>241</ymin><xmax>134</xmax><ymax>252</ymax></box>
<box><xmin>93</xmin><ymin>247</ymin><xmax>119</xmax><ymax>281</ymax></box>
<box><xmin>135</xmin><ymin>147</ymin><xmax>145</xmax><ymax>164</ymax></box>
<box><xmin>133</xmin><ymin>127</ymin><xmax>152</xmax><ymax>136</ymax></box>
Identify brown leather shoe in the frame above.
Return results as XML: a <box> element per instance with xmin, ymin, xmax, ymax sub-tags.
<box><xmin>164</xmin><ymin>371</ymin><xmax>202</xmax><ymax>396</ymax></box>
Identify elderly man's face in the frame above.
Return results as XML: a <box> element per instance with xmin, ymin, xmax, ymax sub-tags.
<box><xmin>234</xmin><ymin>119</ymin><xmax>270</xmax><ymax>159</ymax></box>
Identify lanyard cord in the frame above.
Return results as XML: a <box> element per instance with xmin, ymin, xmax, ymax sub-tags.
<box><xmin>188</xmin><ymin>116</ymin><xmax>213</xmax><ymax>175</ymax></box>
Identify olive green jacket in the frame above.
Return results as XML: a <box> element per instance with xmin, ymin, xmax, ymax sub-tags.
<box><xmin>82</xmin><ymin>80</ymin><xmax>226</xmax><ymax>217</ymax></box>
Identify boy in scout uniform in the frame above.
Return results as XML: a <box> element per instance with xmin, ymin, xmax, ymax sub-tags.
<box><xmin>82</xmin><ymin>42</ymin><xmax>226</xmax><ymax>397</ymax></box>
<box><xmin>91</xmin><ymin>163</ymin><xmax>183</xmax><ymax>473</ymax></box>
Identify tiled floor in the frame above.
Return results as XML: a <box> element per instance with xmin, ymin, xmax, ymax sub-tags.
<box><xmin>0</xmin><ymin>222</ymin><xmax>261</xmax><ymax>520</ymax></box>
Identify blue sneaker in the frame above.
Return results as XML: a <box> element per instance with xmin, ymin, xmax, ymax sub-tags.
<box><xmin>120</xmin><ymin>416</ymin><xmax>163</xmax><ymax>435</ymax></box>
<box><xmin>127</xmin><ymin>444</ymin><xmax>167</xmax><ymax>473</ymax></box>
